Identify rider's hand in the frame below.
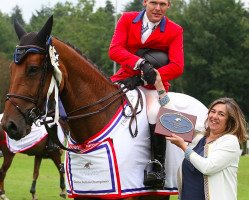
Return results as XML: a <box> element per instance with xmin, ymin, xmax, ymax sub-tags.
<box><xmin>139</xmin><ymin>60</ymin><xmax>157</xmax><ymax>85</ymax></box>
<box><xmin>119</xmin><ymin>75</ymin><xmax>144</xmax><ymax>90</ymax></box>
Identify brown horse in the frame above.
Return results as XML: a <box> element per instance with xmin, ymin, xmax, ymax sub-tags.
<box><xmin>0</xmin><ymin>121</ymin><xmax>66</xmax><ymax>200</ymax></box>
<box><xmin>1</xmin><ymin>16</ymin><xmax>208</xmax><ymax>200</ymax></box>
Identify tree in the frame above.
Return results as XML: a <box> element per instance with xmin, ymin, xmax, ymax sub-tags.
<box><xmin>105</xmin><ymin>0</ymin><xmax>115</xmax><ymax>14</ymax></box>
<box><xmin>168</xmin><ymin>0</ymin><xmax>187</xmax><ymax>20</ymax></box>
<box><xmin>0</xmin><ymin>13</ymin><xmax>17</xmax><ymax>60</ymax></box>
<box><xmin>10</xmin><ymin>6</ymin><xmax>25</xmax><ymax>26</ymax></box>
<box><xmin>28</xmin><ymin>5</ymin><xmax>53</xmax><ymax>32</ymax></box>
<box><xmin>182</xmin><ymin>0</ymin><xmax>249</xmax><ymax>118</ymax></box>
<box><xmin>0</xmin><ymin>54</ymin><xmax>10</xmax><ymax>112</ymax></box>
<box><xmin>124</xmin><ymin>0</ymin><xmax>144</xmax><ymax>11</ymax></box>
<box><xmin>166</xmin><ymin>0</ymin><xmax>187</xmax><ymax>93</ymax></box>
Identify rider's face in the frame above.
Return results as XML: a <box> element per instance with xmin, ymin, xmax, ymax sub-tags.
<box><xmin>143</xmin><ymin>0</ymin><xmax>170</xmax><ymax>23</ymax></box>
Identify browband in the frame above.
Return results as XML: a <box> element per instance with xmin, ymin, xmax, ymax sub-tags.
<box><xmin>14</xmin><ymin>45</ymin><xmax>46</xmax><ymax>64</ymax></box>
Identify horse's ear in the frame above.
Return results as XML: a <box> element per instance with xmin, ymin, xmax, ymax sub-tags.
<box><xmin>37</xmin><ymin>15</ymin><xmax>53</xmax><ymax>45</ymax></box>
<box><xmin>14</xmin><ymin>19</ymin><xmax>27</xmax><ymax>40</ymax></box>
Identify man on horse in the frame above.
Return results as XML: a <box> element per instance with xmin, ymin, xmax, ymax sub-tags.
<box><xmin>109</xmin><ymin>0</ymin><xmax>184</xmax><ymax>188</ymax></box>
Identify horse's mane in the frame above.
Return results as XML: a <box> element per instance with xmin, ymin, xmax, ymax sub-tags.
<box><xmin>54</xmin><ymin>37</ymin><xmax>109</xmax><ymax>79</ymax></box>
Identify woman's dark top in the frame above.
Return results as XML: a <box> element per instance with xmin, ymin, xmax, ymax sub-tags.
<box><xmin>181</xmin><ymin>136</ymin><xmax>206</xmax><ymax>200</ymax></box>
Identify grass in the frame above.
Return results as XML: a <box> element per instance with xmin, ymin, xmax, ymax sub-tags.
<box><xmin>1</xmin><ymin>154</ymin><xmax>248</xmax><ymax>200</ymax></box>
<box><xmin>237</xmin><ymin>155</ymin><xmax>249</xmax><ymax>200</ymax></box>
<box><xmin>1</xmin><ymin>153</ymin><xmax>67</xmax><ymax>200</ymax></box>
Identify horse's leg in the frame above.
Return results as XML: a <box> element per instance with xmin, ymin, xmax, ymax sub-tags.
<box><xmin>48</xmin><ymin>149</ymin><xmax>66</xmax><ymax>199</ymax></box>
<box><xmin>30</xmin><ymin>155</ymin><xmax>42</xmax><ymax>200</ymax></box>
<box><xmin>0</xmin><ymin>145</ymin><xmax>14</xmax><ymax>200</ymax></box>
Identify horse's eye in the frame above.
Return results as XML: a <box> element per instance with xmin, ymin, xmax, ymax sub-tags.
<box><xmin>27</xmin><ymin>65</ymin><xmax>41</xmax><ymax>76</ymax></box>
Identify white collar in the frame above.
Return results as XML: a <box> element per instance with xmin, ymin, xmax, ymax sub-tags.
<box><xmin>143</xmin><ymin>12</ymin><xmax>161</xmax><ymax>29</ymax></box>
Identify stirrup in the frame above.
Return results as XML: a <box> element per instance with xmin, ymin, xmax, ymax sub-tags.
<box><xmin>143</xmin><ymin>159</ymin><xmax>165</xmax><ymax>189</ymax></box>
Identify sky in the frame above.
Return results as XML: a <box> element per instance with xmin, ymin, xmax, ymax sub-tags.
<box><xmin>0</xmin><ymin>0</ymin><xmax>132</xmax><ymax>23</ymax></box>
<box><xmin>0</xmin><ymin>0</ymin><xmax>248</xmax><ymax>23</ymax></box>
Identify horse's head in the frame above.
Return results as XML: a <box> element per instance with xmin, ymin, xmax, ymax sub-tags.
<box><xmin>1</xmin><ymin>16</ymin><xmax>54</xmax><ymax>140</ymax></box>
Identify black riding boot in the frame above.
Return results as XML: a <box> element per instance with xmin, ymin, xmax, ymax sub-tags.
<box><xmin>143</xmin><ymin>124</ymin><xmax>166</xmax><ymax>189</ymax></box>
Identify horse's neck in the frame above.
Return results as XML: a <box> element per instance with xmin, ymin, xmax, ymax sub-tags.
<box><xmin>52</xmin><ymin>38</ymin><xmax>122</xmax><ymax>143</ymax></box>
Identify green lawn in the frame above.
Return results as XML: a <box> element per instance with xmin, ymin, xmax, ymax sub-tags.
<box><xmin>1</xmin><ymin>153</ymin><xmax>67</xmax><ymax>200</ymax></box>
<box><xmin>237</xmin><ymin>155</ymin><xmax>249</xmax><ymax>200</ymax></box>
<box><xmin>1</xmin><ymin>154</ymin><xmax>248</xmax><ymax>200</ymax></box>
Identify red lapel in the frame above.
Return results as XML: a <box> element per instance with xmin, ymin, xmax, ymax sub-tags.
<box><xmin>130</xmin><ymin>20</ymin><xmax>143</xmax><ymax>44</ymax></box>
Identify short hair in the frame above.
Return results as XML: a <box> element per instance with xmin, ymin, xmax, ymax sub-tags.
<box><xmin>204</xmin><ymin>97</ymin><xmax>248</xmax><ymax>143</ymax></box>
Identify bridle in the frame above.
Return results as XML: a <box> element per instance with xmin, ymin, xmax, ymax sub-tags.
<box><xmin>6</xmin><ymin>44</ymin><xmax>51</xmax><ymax>126</ymax></box>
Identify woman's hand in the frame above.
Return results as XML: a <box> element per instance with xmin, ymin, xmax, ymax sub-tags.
<box><xmin>154</xmin><ymin>70</ymin><xmax>162</xmax><ymax>84</ymax></box>
<box><xmin>166</xmin><ymin>134</ymin><xmax>188</xmax><ymax>151</ymax></box>
<box><xmin>154</xmin><ymin>70</ymin><xmax>164</xmax><ymax>90</ymax></box>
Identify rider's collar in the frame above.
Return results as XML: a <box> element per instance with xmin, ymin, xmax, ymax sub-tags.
<box><xmin>132</xmin><ymin>9</ymin><xmax>167</xmax><ymax>32</ymax></box>
<box><xmin>14</xmin><ymin>45</ymin><xmax>46</xmax><ymax>64</ymax></box>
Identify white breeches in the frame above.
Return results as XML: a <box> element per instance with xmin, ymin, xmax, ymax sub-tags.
<box><xmin>139</xmin><ymin>87</ymin><xmax>175</xmax><ymax>124</ymax></box>
<box><xmin>139</xmin><ymin>87</ymin><xmax>160</xmax><ymax>124</ymax></box>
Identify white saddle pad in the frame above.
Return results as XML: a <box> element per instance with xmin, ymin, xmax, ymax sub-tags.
<box><xmin>64</xmin><ymin>90</ymin><xmax>208</xmax><ymax>198</ymax></box>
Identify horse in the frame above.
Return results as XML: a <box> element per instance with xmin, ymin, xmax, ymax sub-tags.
<box><xmin>0</xmin><ymin>114</ymin><xmax>66</xmax><ymax>200</ymax></box>
<box><xmin>1</xmin><ymin>16</ymin><xmax>208</xmax><ymax>200</ymax></box>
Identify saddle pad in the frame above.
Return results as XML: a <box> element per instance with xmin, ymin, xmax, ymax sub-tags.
<box><xmin>65</xmin><ymin>89</ymin><xmax>180</xmax><ymax>199</ymax></box>
<box><xmin>66</xmin><ymin>139</ymin><xmax>121</xmax><ymax>198</ymax></box>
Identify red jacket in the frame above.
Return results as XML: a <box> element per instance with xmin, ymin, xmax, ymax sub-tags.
<box><xmin>109</xmin><ymin>10</ymin><xmax>184</xmax><ymax>91</ymax></box>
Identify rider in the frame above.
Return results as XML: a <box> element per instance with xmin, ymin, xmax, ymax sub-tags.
<box><xmin>109</xmin><ymin>0</ymin><xmax>184</xmax><ymax>188</ymax></box>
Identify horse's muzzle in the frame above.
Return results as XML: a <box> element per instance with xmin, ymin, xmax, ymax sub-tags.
<box><xmin>2</xmin><ymin>117</ymin><xmax>31</xmax><ymax>141</ymax></box>
<box><xmin>2</xmin><ymin>120</ymin><xmax>22</xmax><ymax>140</ymax></box>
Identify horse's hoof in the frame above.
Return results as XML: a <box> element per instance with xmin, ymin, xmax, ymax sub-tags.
<box><xmin>60</xmin><ymin>190</ymin><xmax>67</xmax><ymax>199</ymax></box>
<box><xmin>32</xmin><ymin>194</ymin><xmax>38</xmax><ymax>200</ymax></box>
<box><xmin>0</xmin><ymin>194</ymin><xmax>10</xmax><ymax>200</ymax></box>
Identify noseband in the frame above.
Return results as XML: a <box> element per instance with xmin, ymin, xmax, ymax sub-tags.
<box><xmin>6</xmin><ymin>45</ymin><xmax>51</xmax><ymax>125</ymax></box>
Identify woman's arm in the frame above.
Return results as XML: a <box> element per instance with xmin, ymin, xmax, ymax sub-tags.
<box><xmin>154</xmin><ymin>70</ymin><xmax>171</xmax><ymax>107</ymax></box>
<box><xmin>167</xmin><ymin>134</ymin><xmax>240</xmax><ymax>175</ymax></box>
<box><xmin>189</xmin><ymin>135</ymin><xmax>240</xmax><ymax>175</ymax></box>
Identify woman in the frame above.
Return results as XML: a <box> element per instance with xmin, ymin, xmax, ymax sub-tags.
<box><xmin>166</xmin><ymin>97</ymin><xmax>248</xmax><ymax>200</ymax></box>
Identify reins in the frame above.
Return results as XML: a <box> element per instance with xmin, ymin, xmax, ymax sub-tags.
<box><xmin>62</xmin><ymin>85</ymin><xmax>143</xmax><ymax>138</ymax></box>
<box><xmin>46</xmin><ymin>85</ymin><xmax>144</xmax><ymax>153</ymax></box>
<box><xmin>65</xmin><ymin>87</ymin><xmax>127</xmax><ymax>120</ymax></box>
<box><xmin>122</xmin><ymin>88</ymin><xmax>143</xmax><ymax>138</ymax></box>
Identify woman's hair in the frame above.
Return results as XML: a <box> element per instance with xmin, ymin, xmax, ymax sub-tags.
<box><xmin>204</xmin><ymin>97</ymin><xmax>248</xmax><ymax>143</ymax></box>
